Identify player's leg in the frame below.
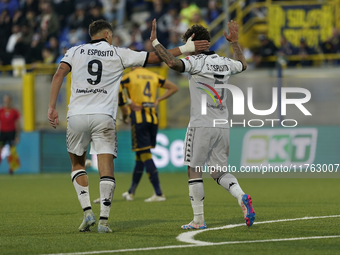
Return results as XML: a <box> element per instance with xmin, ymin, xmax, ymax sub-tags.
<box><xmin>96</xmin><ymin>153</ymin><xmax>115</xmax><ymax>233</ymax></box>
<box><xmin>123</xmin><ymin>151</ymin><xmax>144</xmax><ymax>200</ymax></box>
<box><xmin>7</xmin><ymin>131</ymin><xmax>20</xmax><ymax>174</ymax></box>
<box><xmin>181</xmin><ymin>128</ymin><xmax>208</xmax><ymax>229</ymax></box>
<box><xmin>209</xmin><ymin>128</ymin><xmax>255</xmax><ymax>227</ymax></box>
<box><xmin>144</xmin><ymin>122</ymin><xmax>164</xmax><ymax>202</ymax></box>
<box><xmin>69</xmin><ymin>152</ymin><xmax>96</xmax><ymax>232</ymax></box>
<box><xmin>0</xmin><ymin>132</ymin><xmax>6</xmax><ymax>167</ymax></box>
<box><xmin>67</xmin><ymin>115</ymin><xmax>96</xmax><ymax>232</ymax></box>
<box><xmin>141</xmin><ymin>149</ymin><xmax>165</xmax><ymax>201</ymax></box>
<box><xmin>122</xmin><ymin>116</ymin><xmax>146</xmax><ymax>200</ymax></box>
<box><xmin>89</xmin><ymin>114</ymin><xmax>117</xmax><ymax>233</ymax></box>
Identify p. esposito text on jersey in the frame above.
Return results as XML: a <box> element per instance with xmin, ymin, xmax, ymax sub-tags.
<box><xmin>80</xmin><ymin>49</ymin><xmax>114</xmax><ymax>57</ymax></box>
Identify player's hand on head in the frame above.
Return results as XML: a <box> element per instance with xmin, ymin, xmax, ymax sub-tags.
<box><xmin>224</xmin><ymin>20</ymin><xmax>239</xmax><ymax>43</ymax></box>
<box><xmin>191</xmin><ymin>34</ymin><xmax>210</xmax><ymax>52</ymax></box>
<box><xmin>47</xmin><ymin>108</ymin><xmax>59</xmax><ymax>129</ymax></box>
<box><xmin>150</xmin><ymin>19</ymin><xmax>157</xmax><ymax>42</ymax></box>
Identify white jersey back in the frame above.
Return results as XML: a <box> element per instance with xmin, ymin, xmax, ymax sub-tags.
<box><xmin>61</xmin><ymin>39</ymin><xmax>148</xmax><ymax>118</ymax></box>
<box><xmin>181</xmin><ymin>51</ymin><xmax>244</xmax><ymax>128</ymax></box>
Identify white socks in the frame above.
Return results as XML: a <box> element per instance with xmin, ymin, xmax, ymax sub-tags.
<box><xmin>99</xmin><ymin>176</ymin><xmax>116</xmax><ymax>221</ymax></box>
<box><xmin>71</xmin><ymin>170</ymin><xmax>92</xmax><ymax>211</ymax></box>
<box><xmin>188</xmin><ymin>178</ymin><xmax>205</xmax><ymax>224</ymax></box>
<box><xmin>217</xmin><ymin>173</ymin><xmax>245</xmax><ymax>205</ymax></box>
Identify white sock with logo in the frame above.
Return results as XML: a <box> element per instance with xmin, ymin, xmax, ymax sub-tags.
<box><xmin>71</xmin><ymin>170</ymin><xmax>92</xmax><ymax>211</ymax></box>
<box><xmin>217</xmin><ymin>173</ymin><xmax>245</xmax><ymax>205</ymax></box>
<box><xmin>188</xmin><ymin>178</ymin><xmax>205</xmax><ymax>224</ymax></box>
<box><xmin>99</xmin><ymin>176</ymin><xmax>116</xmax><ymax>222</ymax></box>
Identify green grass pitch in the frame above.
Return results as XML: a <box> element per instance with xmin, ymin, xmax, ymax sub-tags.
<box><xmin>0</xmin><ymin>172</ymin><xmax>340</xmax><ymax>255</ymax></box>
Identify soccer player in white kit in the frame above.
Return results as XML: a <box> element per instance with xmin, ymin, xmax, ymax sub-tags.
<box><xmin>150</xmin><ymin>19</ymin><xmax>255</xmax><ymax>229</ymax></box>
<box><xmin>47</xmin><ymin>20</ymin><xmax>210</xmax><ymax>233</ymax></box>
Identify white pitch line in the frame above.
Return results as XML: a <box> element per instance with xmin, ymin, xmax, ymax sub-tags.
<box><xmin>41</xmin><ymin>215</ymin><xmax>340</xmax><ymax>255</ymax></box>
<box><xmin>177</xmin><ymin>214</ymin><xmax>340</xmax><ymax>245</ymax></box>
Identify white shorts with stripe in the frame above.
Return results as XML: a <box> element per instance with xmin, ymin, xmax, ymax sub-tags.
<box><xmin>183</xmin><ymin>127</ymin><xmax>229</xmax><ymax>168</ymax></box>
<box><xmin>67</xmin><ymin>114</ymin><xmax>117</xmax><ymax>157</ymax></box>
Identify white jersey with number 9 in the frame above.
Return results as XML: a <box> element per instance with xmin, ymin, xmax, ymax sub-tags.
<box><xmin>61</xmin><ymin>39</ymin><xmax>148</xmax><ymax>119</ymax></box>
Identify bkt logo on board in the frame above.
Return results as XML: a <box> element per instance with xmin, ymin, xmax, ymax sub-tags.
<box><xmin>241</xmin><ymin>128</ymin><xmax>318</xmax><ymax>166</ymax></box>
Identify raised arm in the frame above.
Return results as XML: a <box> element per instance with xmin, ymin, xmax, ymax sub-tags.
<box><xmin>147</xmin><ymin>19</ymin><xmax>209</xmax><ymax>65</ymax></box>
<box><xmin>224</xmin><ymin>20</ymin><xmax>247</xmax><ymax>71</ymax></box>
<box><xmin>48</xmin><ymin>62</ymin><xmax>70</xmax><ymax>128</ymax></box>
<box><xmin>149</xmin><ymin>19</ymin><xmax>190</xmax><ymax>71</ymax></box>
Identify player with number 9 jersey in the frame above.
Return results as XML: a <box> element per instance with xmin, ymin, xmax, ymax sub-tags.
<box><xmin>61</xmin><ymin>39</ymin><xmax>147</xmax><ymax>119</ymax></box>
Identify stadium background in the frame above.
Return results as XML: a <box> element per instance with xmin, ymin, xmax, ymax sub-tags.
<box><xmin>0</xmin><ymin>0</ymin><xmax>340</xmax><ymax>174</ymax></box>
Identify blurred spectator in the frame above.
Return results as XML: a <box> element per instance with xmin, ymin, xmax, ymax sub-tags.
<box><xmin>21</xmin><ymin>0</ymin><xmax>39</xmax><ymax>16</ymax></box>
<box><xmin>55</xmin><ymin>41</ymin><xmax>69</xmax><ymax>63</ymax></box>
<box><xmin>279</xmin><ymin>36</ymin><xmax>295</xmax><ymax>56</ymax></box>
<box><xmin>297</xmin><ymin>38</ymin><xmax>315</xmax><ymax>66</ymax></box>
<box><xmin>157</xmin><ymin>4</ymin><xmax>178</xmax><ymax>38</ymax></box>
<box><xmin>14</xmin><ymin>24</ymin><xmax>33</xmax><ymax>60</ymax></box>
<box><xmin>320</xmin><ymin>27</ymin><xmax>340</xmax><ymax>64</ymax></box>
<box><xmin>101</xmin><ymin>0</ymin><xmax>116</xmax><ymax>23</ymax></box>
<box><xmin>67</xmin><ymin>4</ymin><xmax>87</xmax><ymax>43</ymax></box>
<box><xmin>179</xmin><ymin>1</ymin><xmax>200</xmax><ymax>26</ymax></box>
<box><xmin>169</xmin><ymin>16</ymin><xmax>188</xmax><ymax>38</ymax></box>
<box><xmin>12</xmin><ymin>9</ymin><xmax>24</xmax><ymax>26</ymax></box>
<box><xmin>42</xmin><ymin>47</ymin><xmax>55</xmax><ymax>64</ymax></box>
<box><xmin>129</xmin><ymin>32</ymin><xmax>144</xmax><ymax>51</ymax></box>
<box><xmin>141</xmin><ymin>17</ymin><xmax>153</xmax><ymax>43</ymax></box>
<box><xmin>148</xmin><ymin>0</ymin><xmax>169</xmax><ymax>47</ymax></box>
<box><xmin>6</xmin><ymin>25</ymin><xmax>21</xmax><ymax>56</ymax></box>
<box><xmin>168</xmin><ymin>32</ymin><xmax>182</xmax><ymax>49</ymax></box>
<box><xmin>47</xmin><ymin>36</ymin><xmax>59</xmax><ymax>62</ymax></box>
<box><xmin>39</xmin><ymin>2</ymin><xmax>60</xmax><ymax>41</ymax></box>
<box><xmin>0</xmin><ymin>9</ymin><xmax>12</xmax><ymax>65</ymax></box>
<box><xmin>253</xmin><ymin>34</ymin><xmax>278</xmax><ymax>68</ymax></box>
<box><xmin>0</xmin><ymin>0</ymin><xmax>19</xmax><ymax>18</ymax></box>
<box><xmin>113</xmin><ymin>34</ymin><xmax>123</xmax><ymax>47</ymax></box>
<box><xmin>279</xmin><ymin>36</ymin><xmax>296</xmax><ymax>66</ymax></box>
<box><xmin>25</xmin><ymin>9</ymin><xmax>39</xmax><ymax>32</ymax></box>
<box><xmin>26</xmin><ymin>32</ymin><xmax>44</xmax><ymax>64</ymax></box>
<box><xmin>205</xmin><ymin>0</ymin><xmax>222</xmax><ymax>37</ymax></box>
<box><xmin>55</xmin><ymin>0</ymin><xmax>75</xmax><ymax>28</ymax></box>
<box><xmin>189</xmin><ymin>11</ymin><xmax>208</xmax><ymax>28</ymax></box>
<box><xmin>88</xmin><ymin>4</ymin><xmax>105</xmax><ymax>24</ymax></box>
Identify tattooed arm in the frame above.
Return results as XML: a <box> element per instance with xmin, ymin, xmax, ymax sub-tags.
<box><xmin>231</xmin><ymin>41</ymin><xmax>247</xmax><ymax>70</ymax></box>
<box><xmin>48</xmin><ymin>62</ymin><xmax>70</xmax><ymax>128</ymax></box>
<box><xmin>224</xmin><ymin>20</ymin><xmax>247</xmax><ymax>71</ymax></box>
<box><xmin>149</xmin><ymin>18</ymin><xmax>208</xmax><ymax>71</ymax></box>
<box><xmin>153</xmin><ymin>43</ymin><xmax>185</xmax><ymax>72</ymax></box>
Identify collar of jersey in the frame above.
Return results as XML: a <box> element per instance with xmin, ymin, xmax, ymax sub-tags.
<box><xmin>201</xmin><ymin>51</ymin><xmax>215</xmax><ymax>55</ymax></box>
<box><xmin>89</xmin><ymin>38</ymin><xmax>108</xmax><ymax>44</ymax></box>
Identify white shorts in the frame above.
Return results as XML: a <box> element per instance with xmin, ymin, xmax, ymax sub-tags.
<box><xmin>67</xmin><ymin>114</ymin><xmax>117</xmax><ymax>157</ymax></box>
<box><xmin>183</xmin><ymin>127</ymin><xmax>229</xmax><ymax>168</ymax></box>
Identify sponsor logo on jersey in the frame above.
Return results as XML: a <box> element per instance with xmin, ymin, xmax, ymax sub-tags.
<box><xmin>76</xmin><ymin>88</ymin><xmax>108</xmax><ymax>94</ymax></box>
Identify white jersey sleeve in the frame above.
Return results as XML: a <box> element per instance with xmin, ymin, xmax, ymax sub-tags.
<box><xmin>227</xmin><ymin>58</ymin><xmax>243</xmax><ymax>75</ymax></box>
<box><xmin>114</xmin><ymin>47</ymin><xmax>148</xmax><ymax>68</ymax></box>
<box><xmin>181</xmin><ymin>55</ymin><xmax>204</xmax><ymax>75</ymax></box>
<box><xmin>60</xmin><ymin>46</ymin><xmax>80</xmax><ymax>70</ymax></box>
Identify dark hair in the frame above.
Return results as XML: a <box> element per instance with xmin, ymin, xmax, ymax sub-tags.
<box><xmin>88</xmin><ymin>19</ymin><xmax>113</xmax><ymax>37</ymax></box>
<box><xmin>182</xmin><ymin>24</ymin><xmax>211</xmax><ymax>43</ymax></box>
